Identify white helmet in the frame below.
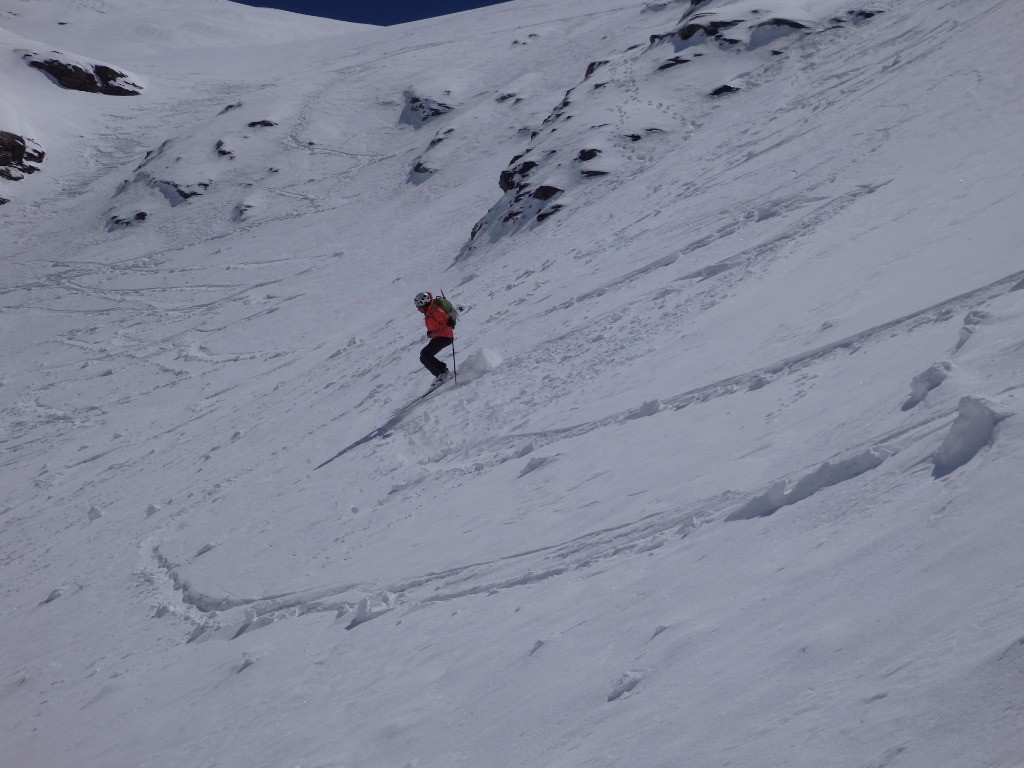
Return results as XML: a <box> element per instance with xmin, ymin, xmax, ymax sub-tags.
<box><xmin>414</xmin><ymin>291</ymin><xmax>432</xmax><ymax>308</ymax></box>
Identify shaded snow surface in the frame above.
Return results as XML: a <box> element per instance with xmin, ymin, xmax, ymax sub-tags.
<box><xmin>2</xmin><ymin>0</ymin><xmax>1024</xmax><ymax>766</ymax></box>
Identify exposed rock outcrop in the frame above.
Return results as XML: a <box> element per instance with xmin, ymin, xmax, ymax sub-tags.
<box><xmin>650</xmin><ymin>18</ymin><xmax>745</xmax><ymax>49</ymax></box>
<box><xmin>107</xmin><ymin>211</ymin><xmax>148</xmax><ymax>230</ymax></box>
<box><xmin>0</xmin><ymin>130</ymin><xmax>45</xmax><ymax>181</ymax></box>
<box><xmin>648</xmin><ymin>6</ymin><xmax>879</xmax><ymax>53</ymax></box>
<box><xmin>499</xmin><ymin>159</ymin><xmax>539</xmax><ymax>192</ymax></box>
<box><xmin>22</xmin><ymin>51</ymin><xmax>141</xmax><ymax>95</ymax></box>
<box><xmin>710</xmin><ymin>83</ymin><xmax>740</xmax><ymax>96</ymax></box>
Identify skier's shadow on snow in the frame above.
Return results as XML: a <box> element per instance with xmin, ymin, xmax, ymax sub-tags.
<box><xmin>313</xmin><ymin>411</ymin><xmax>406</xmax><ymax>471</ymax></box>
<box><xmin>313</xmin><ymin>382</ymin><xmax>454</xmax><ymax>471</ymax></box>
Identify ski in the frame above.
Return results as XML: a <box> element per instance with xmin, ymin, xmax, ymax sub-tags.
<box><xmin>405</xmin><ymin>376</ymin><xmax>455</xmax><ymax>408</ymax></box>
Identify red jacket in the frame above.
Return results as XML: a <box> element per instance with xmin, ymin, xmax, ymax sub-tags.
<box><xmin>421</xmin><ymin>301</ymin><xmax>454</xmax><ymax>339</ymax></box>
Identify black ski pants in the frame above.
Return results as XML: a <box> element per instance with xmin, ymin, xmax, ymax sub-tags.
<box><xmin>420</xmin><ymin>336</ymin><xmax>453</xmax><ymax>377</ymax></box>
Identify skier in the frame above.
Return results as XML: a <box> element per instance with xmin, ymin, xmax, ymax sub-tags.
<box><xmin>414</xmin><ymin>291</ymin><xmax>455</xmax><ymax>388</ymax></box>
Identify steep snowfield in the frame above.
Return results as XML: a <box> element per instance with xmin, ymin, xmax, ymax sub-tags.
<box><xmin>2</xmin><ymin>0</ymin><xmax>1023</xmax><ymax>766</ymax></box>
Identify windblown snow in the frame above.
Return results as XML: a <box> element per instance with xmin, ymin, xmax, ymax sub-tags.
<box><xmin>2</xmin><ymin>0</ymin><xmax>1023</xmax><ymax>766</ymax></box>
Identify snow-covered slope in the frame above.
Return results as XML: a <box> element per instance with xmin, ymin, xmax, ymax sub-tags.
<box><xmin>3</xmin><ymin>0</ymin><xmax>1023</xmax><ymax>766</ymax></box>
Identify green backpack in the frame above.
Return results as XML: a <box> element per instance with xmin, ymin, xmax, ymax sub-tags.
<box><xmin>436</xmin><ymin>292</ymin><xmax>459</xmax><ymax>327</ymax></box>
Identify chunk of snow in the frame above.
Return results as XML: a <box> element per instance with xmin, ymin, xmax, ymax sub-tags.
<box><xmin>901</xmin><ymin>362</ymin><xmax>952</xmax><ymax>411</ymax></box>
<box><xmin>931</xmin><ymin>396</ymin><xmax>1012</xmax><ymax>478</ymax></box>
<box><xmin>729</xmin><ymin>447</ymin><xmax>892</xmax><ymax>520</ymax></box>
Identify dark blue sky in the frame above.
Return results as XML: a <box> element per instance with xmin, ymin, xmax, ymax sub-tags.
<box><xmin>234</xmin><ymin>0</ymin><xmax>512</xmax><ymax>26</ymax></box>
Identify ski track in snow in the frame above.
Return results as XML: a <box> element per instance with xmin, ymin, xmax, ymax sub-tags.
<box><xmin>162</xmin><ymin>290</ymin><xmax>1024</xmax><ymax>643</ymax></box>
<box><xmin>157</xmin><ymin>369</ymin><xmax>1022</xmax><ymax>642</ymax></box>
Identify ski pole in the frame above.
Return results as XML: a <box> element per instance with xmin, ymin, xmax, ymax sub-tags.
<box><xmin>440</xmin><ymin>289</ymin><xmax>458</xmax><ymax>385</ymax></box>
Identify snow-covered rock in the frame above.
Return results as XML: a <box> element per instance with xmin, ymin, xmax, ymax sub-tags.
<box><xmin>400</xmin><ymin>87</ymin><xmax>456</xmax><ymax>127</ymax></box>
